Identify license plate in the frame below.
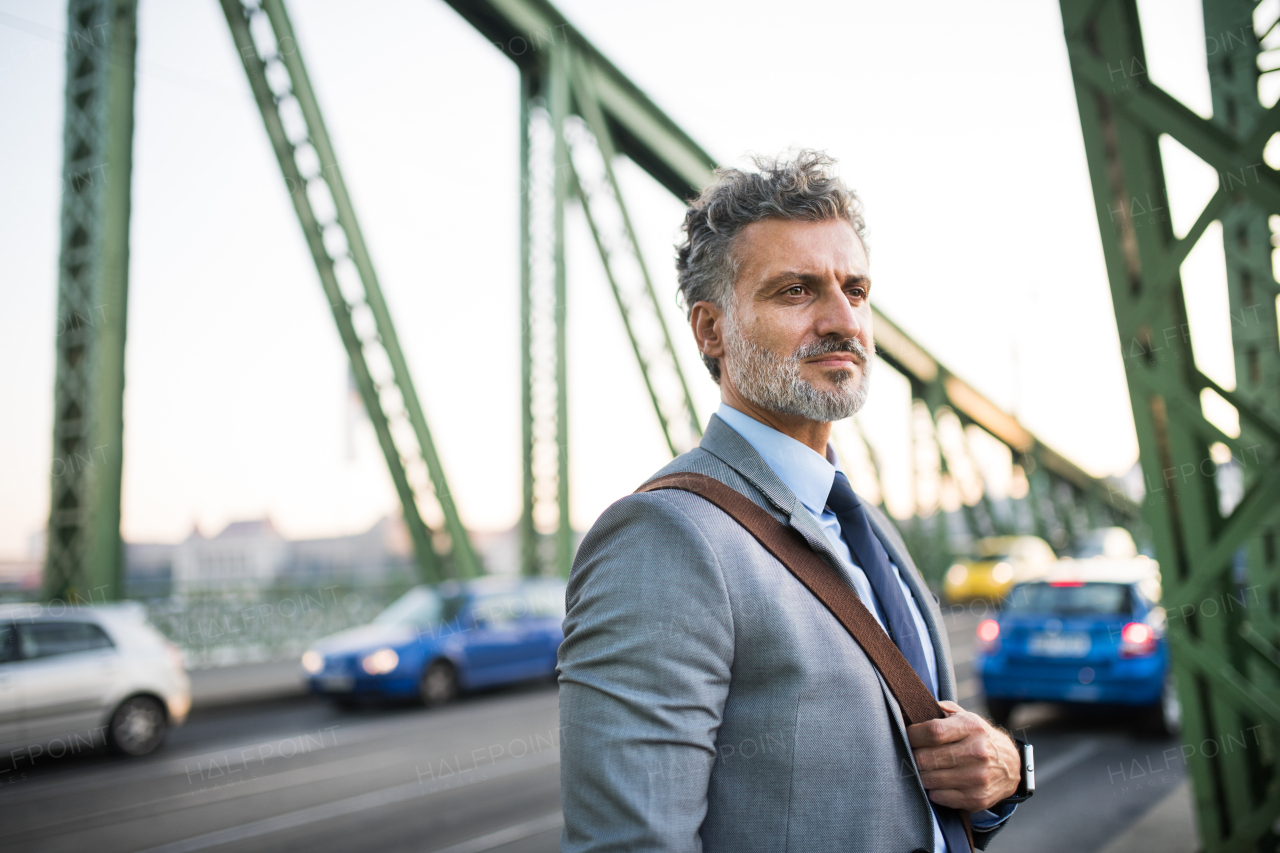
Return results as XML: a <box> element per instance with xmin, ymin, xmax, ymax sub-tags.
<box><xmin>1027</xmin><ymin>632</ymin><xmax>1091</xmax><ymax>657</ymax></box>
<box><xmin>318</xmin><ymin>675</ymin><xmax>354</xmax><ymax>692</ymax></box>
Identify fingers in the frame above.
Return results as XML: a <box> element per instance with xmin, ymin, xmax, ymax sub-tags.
<box><xmin>906</xmin><ymin>718</ymin><xmax>957</xmax><ymax>748</ymax></box>
<box><xmin>918</xmin><ymin>763</ymin><xmax>987</xmax><ymax>790</ymax></box>
<box><xmin>913</xmin><ymin>734</ymin><xmax>992</xmax><ymax>773</ymax></box>
<box><xmin>916</xmin><ymin>753</ymin><xmax>993</xmax><ymax>788</ymax></box>
<box><xmin>925</xmin><ymin>770</ymin><xmax>1016</xmax><ymax>811</ymax></box>
<box><xmin>913</xmin><ymin>725</ymin><xmax>1022</xmax><ymax>811</ymax></box>
<box><xmin>907</xmin><ymin>708</ymin><xmax>982</xmax><ymax>748</ymax></box>
<box><xmin>926</xmin><ymin>786</ymin><xmax>990</xmax><ymax>812</ymax></box>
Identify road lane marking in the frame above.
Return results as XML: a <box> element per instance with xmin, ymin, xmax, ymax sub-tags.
<box><xmin>132</xmin><ymin>750</ymin><xmax>560</xmax><ymax>853</ymax></box>
<box><xmin>1</xmin><ymin>739</ymin><xmax>431</xmax><ymax>842</ymax></box>
<box><xmin>426</xmin><ymin>811</ymin><xmax>563</xmax><ymax>853</ymax></box>
<box><xmin>1</xmin><ymin>711</ymin><xmax>563</xmax><ymax>842</ymax></box>
<box><xmin>0</xmin><ymin>690</ymin><xmax>560</xmax><ymax>806</ymax></box>
<box><xmin>1035</xmin><ymin>740</ymin><xmax>1101</xmax><ymax>785</ymax></box>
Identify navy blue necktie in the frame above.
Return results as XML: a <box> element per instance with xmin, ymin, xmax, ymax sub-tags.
<box><xmin>826</xmin><ymin>471</ymin><xmax>933</xmax><ymax>696</ymax></box>
<box><xmin>827</xmin><ymin>472</ymin><xmax>971</xmax><ymax>853</ymax></box>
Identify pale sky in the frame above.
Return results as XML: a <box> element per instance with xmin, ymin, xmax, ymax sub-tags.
<box><xmin>0</xmin><ymin>0</ymin><xmax>1242</xmax><ymax>557</ymax></box>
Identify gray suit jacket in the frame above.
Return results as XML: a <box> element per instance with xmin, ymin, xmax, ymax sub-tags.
<box><xmin>559</xmin><ymin>415</ymin><xmax>998</xmax><ymax>852</ymax></box>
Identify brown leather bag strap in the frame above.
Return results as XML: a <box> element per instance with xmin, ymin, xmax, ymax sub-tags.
<box><xmin>637</xmin><ymin>472</ymin><xmax>977</xmax><ymax>851</ymax></box>
<box><xmin>638</xmin><ymin>472</ymin><xmax>944</xmax><ymax>726</ymax></box>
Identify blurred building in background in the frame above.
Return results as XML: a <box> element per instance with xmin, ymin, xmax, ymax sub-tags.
<box><xmin>170</xmin><ymin>516</ymin><xmax>418</xmax><ymax>595</ymax></box>
<box><xmin>0</xmin><ymin>530</ymin><xmax>46</xmax><ymax>596</ymax></box>
<box><xmin>0</xmin><ymin>558</ymin><xmax>41</xmax><ymax>595</ymax></box>
<box><xmin>113</xmin><ymin>517</ymin><xmax>526</xmax><ymax>599</ymax></box>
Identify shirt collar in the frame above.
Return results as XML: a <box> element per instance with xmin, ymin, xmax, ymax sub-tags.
<box><xmin>715</xmin><ymin>403</ymin><xmax>844</xmax><ymax>517</ymax></box>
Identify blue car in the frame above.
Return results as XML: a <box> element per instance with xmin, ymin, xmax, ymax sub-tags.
<box><xmin>301</xmin><ymin>577</ymin><xmax>567</xmax><ymax>706</ymax></box>
<box><xmin>976</xmin><ymin>560</ymin><xmax>1179</xmax><ymax>734</ymax></box>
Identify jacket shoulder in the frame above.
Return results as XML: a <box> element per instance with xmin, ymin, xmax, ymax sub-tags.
<box><xmin>640</xmin><ymin>448</ymin><xmax>781</xmax><ymax>517</ymax></box>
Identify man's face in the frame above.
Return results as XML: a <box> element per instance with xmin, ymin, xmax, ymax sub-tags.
<box><xmin>717</xmin><ymin>217</ymin><xmax>873</xmax><ymax>422</ymax></box>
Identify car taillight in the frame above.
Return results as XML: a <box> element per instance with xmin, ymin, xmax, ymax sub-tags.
<box><xmin>977</xmin><ymin>619</ymin><xmax>1001</xmax><ymax>652</ymax></box>
<box><xmin>166</xmin><ymin>641</ymin><xmax>186</xmax><ymax>672</ymax></box>
<box><xmin>1119</xmin><ymin>621</ymin><xmax>1156</xmax><ymax>658</ymax></box>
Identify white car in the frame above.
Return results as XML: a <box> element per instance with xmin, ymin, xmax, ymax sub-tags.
<box><xmin>0</xmin><ymin>602</ymin><xmax>190</xmax><ymax>764</ymax></box>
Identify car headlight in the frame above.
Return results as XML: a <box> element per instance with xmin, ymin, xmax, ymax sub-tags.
<box><xmin>991</xmin><ymin>562</ymin><xmax>1014</xmax><ymax>584</ymax></box>
<box><xmin>362</xmin><ymin>647</ymin><xmax>399</xmax><ymax>675</ymax></box>
<box><xmin>302</xmin><ymin>650</ymin><xmax>324</xmax><ymax>674</ymax></box>
<box><xmin>946</xmin><ymin>564</ymin><xmax>968</xmax><ymax>586</ymax></box>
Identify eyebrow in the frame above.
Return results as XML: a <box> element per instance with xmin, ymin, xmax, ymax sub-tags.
<box><xmin>758</xmin><ymin>271</ymin><xmax>872</xmax><ymax>293</ymax></box>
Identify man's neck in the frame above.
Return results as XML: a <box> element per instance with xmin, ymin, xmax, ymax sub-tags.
<box><xmin>720</xmin><ymin>385</ymin><xmax>832</xmax><ymax>456</ymax></box>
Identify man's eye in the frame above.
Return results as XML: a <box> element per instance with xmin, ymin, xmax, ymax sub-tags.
<box><xmin>848</xmin><ymin>287</ymin><xmax>866</xmax><ymax>299</ymax></box>
<box><xmin>786</xmin><ymin>286</ymin><xmax>805</xmax><ymax>296</ymax></box>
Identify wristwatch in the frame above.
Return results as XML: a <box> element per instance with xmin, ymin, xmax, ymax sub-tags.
<box><xmin>1004</xmin><ymin>738</ymin><xmax>1035</xmax><ymax>803</ymax></box>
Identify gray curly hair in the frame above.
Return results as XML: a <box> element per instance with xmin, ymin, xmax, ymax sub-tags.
<box><xmin>676</xmin><ymin>150</ymin><xmax>867</xmax><ymax>382</ymax></box>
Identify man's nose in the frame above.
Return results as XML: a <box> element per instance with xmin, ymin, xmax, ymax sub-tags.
<box><xmin>813</xmin><ymin>285</ymin><xmax>862</xmax><ymax>340</ymax></box>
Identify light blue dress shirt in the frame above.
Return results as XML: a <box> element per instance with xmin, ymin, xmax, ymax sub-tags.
<box><xmin>716</xmin><ymin>403</ymin><xmax>1014</xmax><ymax>851</ymax></box>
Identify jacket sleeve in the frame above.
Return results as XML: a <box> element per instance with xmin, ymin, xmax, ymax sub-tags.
<box><xmin>558</xmin><ymin>491</ymin><xmax>735</xmax><ymax>853</ymax></box>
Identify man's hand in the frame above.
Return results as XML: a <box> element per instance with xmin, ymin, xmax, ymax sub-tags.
<box><xmin>906</xmin><ymin>700</ymin><xmax>1020</xmax><ymax>812</ymax></box>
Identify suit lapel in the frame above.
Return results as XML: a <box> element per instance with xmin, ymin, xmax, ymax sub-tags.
<box><xmin>701</xmin><ymin>414</ymin><xmax>950</xmax><ymax>681</ymax></box>
<box><xmin>699</xmin><ymin>415</ymin><xmax>920</xmax><ymax>735</ymax></box>
<box><xmin>783</xmin><ymin>502</ymin><xmax>865</xmax><ymax>592</ymax></box>
<box><xmin>698</xmin><ymin>415</ymin><xmax>796</xmax><ymax>514</ymax></box>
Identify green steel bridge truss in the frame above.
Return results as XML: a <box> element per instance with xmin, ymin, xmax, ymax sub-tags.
<box><xmin>45</xmin><ymin>0</ymin><xmax>136</xmax><ymax>605</ymax></box>
<box><xmin>1060</xmin><ymin>0</ymin><xmax>1280</xmax><ymax>847</ymax></box>
<box><xmin>50</xmin><ymin>4</ymin><xmax>1137</xmax><ymax>595</ymax></box>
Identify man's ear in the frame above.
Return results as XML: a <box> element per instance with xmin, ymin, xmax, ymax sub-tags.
<box><xmin>690</xmin><ymin>300</ymin><xmax>725</xmax><ymax>361</ymax></box>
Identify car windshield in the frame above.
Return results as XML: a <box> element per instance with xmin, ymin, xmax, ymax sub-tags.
<box><xmin>966</xmin><ymin>540</ymin><xmax>1015</xmax><ymax>561</ymax></box>
<box><xmin>471</xmin><ymin>582</ymin><xmax>566</xmax><ymax>625</ymax></box>
<box><xmin>374</xmin><ymin>587</ymin><xmax>448</xmax><ymax>628</ymax></box>
<box><xmin>1004</xmin><ymin>582</ymin><xmax>1131</xmax><ymax>615</ymax></box>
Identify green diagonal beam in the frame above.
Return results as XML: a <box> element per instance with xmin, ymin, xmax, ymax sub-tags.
<box><xmin>259</xmin><ymin>0</ymin><xmax>480</xmax><ymax>579</ymax></box>
<box><xmin>221</xmin><ymin>0</ymin><xmax>455</xmax><ymax>582</ymax></box>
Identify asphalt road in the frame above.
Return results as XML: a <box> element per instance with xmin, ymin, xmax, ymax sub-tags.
<box><xmin>0</xmin><ymin>611</ymin><xmax>1182</xmax><ymax>853</ymax></box>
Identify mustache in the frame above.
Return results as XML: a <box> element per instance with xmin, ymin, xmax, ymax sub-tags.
<box><xmin>791</xmin><ymin>337</ymin><xmax>870</xmax><ymax>364</ymax></box>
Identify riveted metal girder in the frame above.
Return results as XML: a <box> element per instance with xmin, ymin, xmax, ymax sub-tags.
<box><xmin>219</xmin><ymin>0</ymin><xmax>481</xmax><ymax>583</ymax></box>
<box><xmin>501</xmin><ymin>7</ymin><xmax>705</xmax><ymax>575</ymax></box>
<box><xmin>442</xmin><ymin>0</ymin><xmax>715</xmax><ymax>199</ymax></box>
<box><xmin>566</xmin><ymin>51</ymin><xmax>702</xmax><ymax>458</ymax></box>
<box><xmin>1059</xmin><ymin>1</ymin><xmax>1280</xmax><ymax>847</ymax></box>
<box><xmin>45</xmin><ymin>0</ymin><xmax>137</xmax><ymax>603</ymax></box>
<box><xmin>517</xmin><ymin>45</ymin><xmax>573</xmax><ymax>577</ymax></box>
<box><xmin>874</xmin><ymin>309</ymin><xmax>1141</xmax><ymax>550</ymax></box>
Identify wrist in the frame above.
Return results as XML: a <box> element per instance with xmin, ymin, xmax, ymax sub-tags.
<box><xmin>1003</xmin><ymin>738</ymin><xmax>1034</xmax><ymax>803</ymax></box>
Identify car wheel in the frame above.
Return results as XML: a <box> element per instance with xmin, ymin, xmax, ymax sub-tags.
<box><xmin>108</xmin><ymin>695</ymin><xmax>167</xmax><ymax>757</ymax></box>
<box><xmin>420</xmin><ymin>660</ymin><xmax>458</xmax><ymax>707</ymax></box>
<box><xmin>986</xmin><ymin>698</ymin><xmax>1015</xmax><ymax>728</ymax></box>
<box><xmin>1147</xmin><ymin>672</ymin><xmax>1182</xmax><ymax>736</ymax></box>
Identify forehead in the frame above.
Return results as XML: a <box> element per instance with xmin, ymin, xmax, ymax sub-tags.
<box><xmin>733</xmin><ymin>218</ymin><xmax>868</xmax><ymax>287</ymax></box>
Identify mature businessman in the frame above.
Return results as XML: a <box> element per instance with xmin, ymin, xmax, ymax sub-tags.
<box><xmin>558</xmin><ymin>151</ymin><xmax>1024</xmax><ymax>852</ymax></box>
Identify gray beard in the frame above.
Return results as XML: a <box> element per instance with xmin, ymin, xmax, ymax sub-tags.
<box><xmin>723</xmin><ymin>313</ymin><xmax>872</xmax><ymax>423</ymax></box>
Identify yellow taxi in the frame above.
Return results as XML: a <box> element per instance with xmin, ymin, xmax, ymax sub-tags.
<box><xmin>943</xmin><ymin>535</ymin><xmax>1057</xmax><ymax>603</ymax></box>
